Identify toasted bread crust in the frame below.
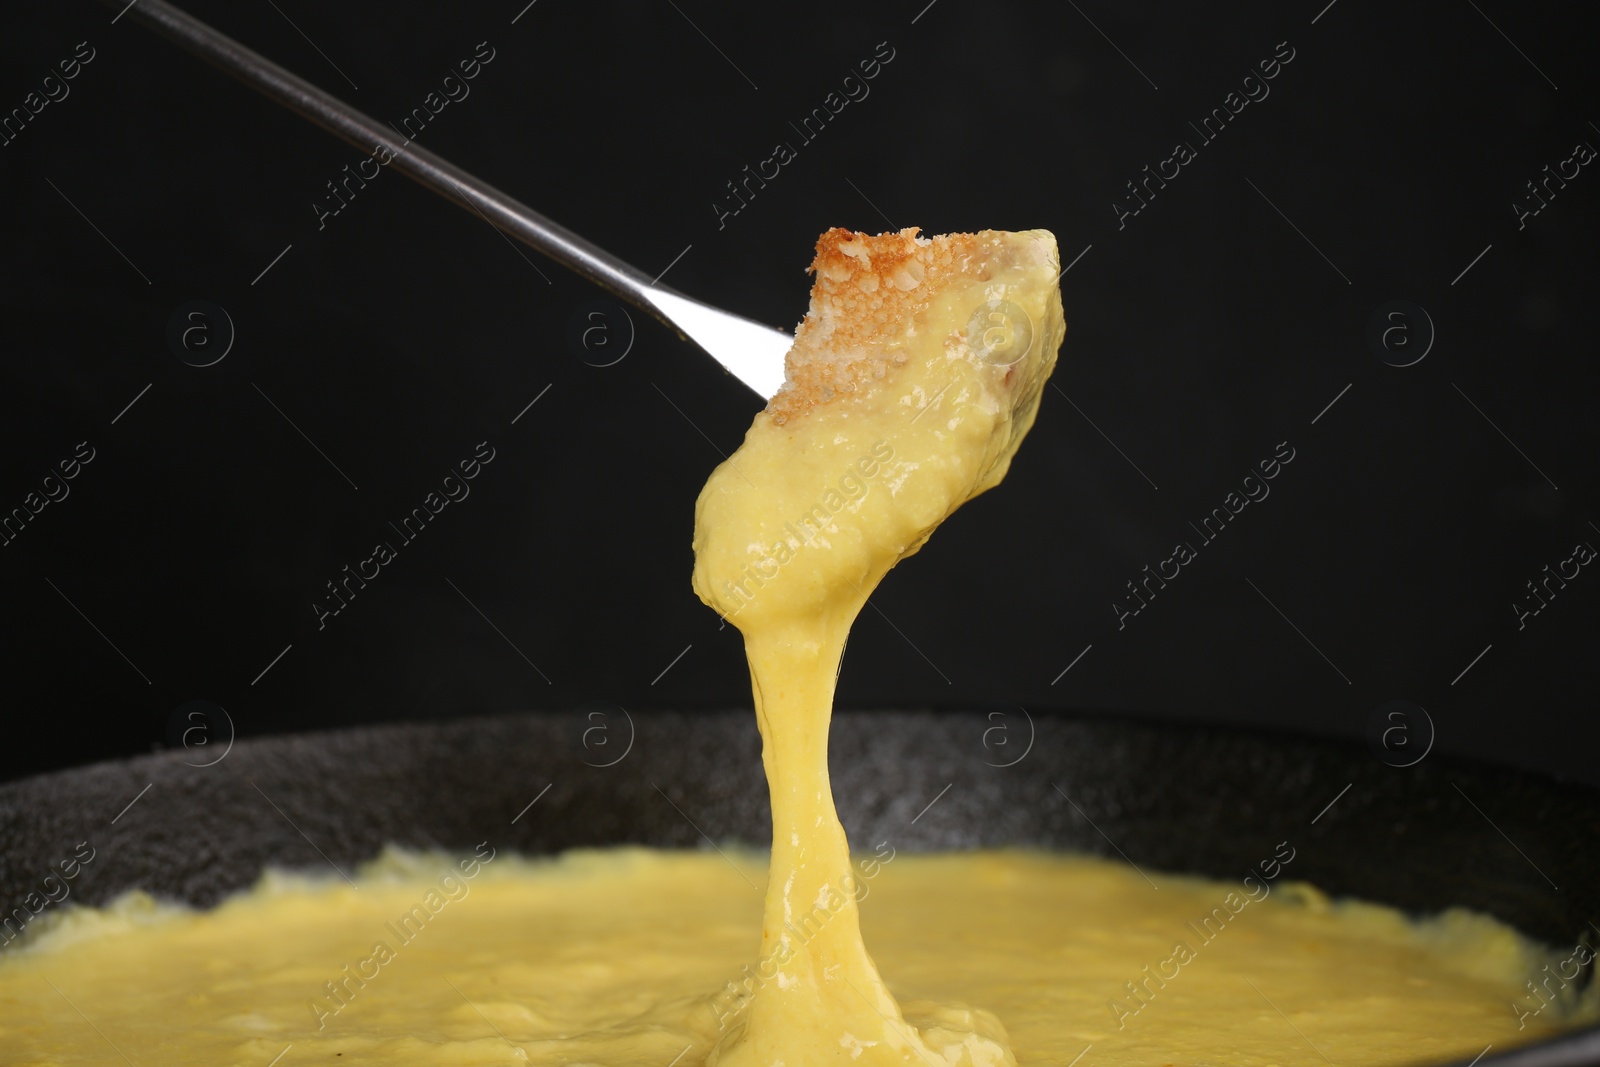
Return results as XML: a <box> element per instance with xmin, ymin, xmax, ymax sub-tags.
<box><xmin>766</xmin><ymin>227</ymin><xmax>984</xmax><ymax>424</ymax></box>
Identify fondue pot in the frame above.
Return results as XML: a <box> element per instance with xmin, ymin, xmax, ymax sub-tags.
<box><xmin>3</xmin><ymin>707</ymin><xmax>1597</xmax><ymax>1066</ymax></box>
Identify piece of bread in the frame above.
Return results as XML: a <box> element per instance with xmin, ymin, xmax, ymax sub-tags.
<box><xmin>766</xmin><ymin>227</ymin><xmax>987</xmax><ymax>423</ymax></box>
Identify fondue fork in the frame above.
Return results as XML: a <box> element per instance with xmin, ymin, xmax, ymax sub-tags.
<box><xmin>112</xmin><ymin>0</ymin><xmax>791</xmax><ymax>399</ymax></box>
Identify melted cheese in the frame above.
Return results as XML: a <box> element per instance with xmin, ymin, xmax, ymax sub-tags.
<box><xmin>690</xmin><ymin>227</ymin><xmax>1066</xmax><ymax>1066</ymax></box>
<box><xmin>1</xmin><ymin>847</ymin><xmax>1594</xmax><ymax>1064</ymax></box>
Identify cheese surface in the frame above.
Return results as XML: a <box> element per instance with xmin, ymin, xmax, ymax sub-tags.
<box><xmin>0</xmin><ymin>846</ymin><xmax>1592</xmax><ymax>1064</ymax></box>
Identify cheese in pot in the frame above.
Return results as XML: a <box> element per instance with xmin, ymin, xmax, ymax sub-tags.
<box><xmin>1</xmin><ymin>847</ymin><xmax>1595</xmax><ymax>1064</ymax></box>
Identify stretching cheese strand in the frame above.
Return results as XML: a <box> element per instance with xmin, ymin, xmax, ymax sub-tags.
<box><xmin>692</xmin><ymin>227</ymin><xmax>1066</xmax><ymax>1065</ymax></box>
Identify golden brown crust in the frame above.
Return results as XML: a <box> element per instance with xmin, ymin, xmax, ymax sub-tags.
<box><xmin>765</xmin><ymin>227</ymin><xmax>983</xmax><ymax>424</ymax></box>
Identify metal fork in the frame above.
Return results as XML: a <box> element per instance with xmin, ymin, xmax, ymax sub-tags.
<box><xmin>113</xmin><ymin>0</ymin><xmax>791</xmax><ymax>399</ymax></box>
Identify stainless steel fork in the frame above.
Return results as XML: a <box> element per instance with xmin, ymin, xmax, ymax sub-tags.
<box><xmin>114</xmin><ymin>0</ymin><xmax>791</xmax><ymax>399</ymax></box>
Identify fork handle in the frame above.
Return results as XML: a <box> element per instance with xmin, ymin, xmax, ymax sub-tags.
<box><xmin>115</xmin><ymin>0</ymin><xmax>668</xmax><ymax>314</ymax></box>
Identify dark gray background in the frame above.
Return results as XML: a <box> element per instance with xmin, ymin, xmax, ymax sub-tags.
<box><xmin>0</xmin><ymin>0</ymin><xmax>1594</xmax><ymax>786</ymax></box>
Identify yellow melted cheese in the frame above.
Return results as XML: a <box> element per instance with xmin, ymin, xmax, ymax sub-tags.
<box><xmin>690</xmin><ymin>227</ymin><xmax>1066</xmax><ymax>1066</ymax></box>
<box><xmin>0</xmin><ymin>847</ymin><xmax>1593</xmax><ymax>1064</ymax></box>
<box><xmin>2</xmin><ymin>228</ymin><xmax>1595</xmax><ymax>1066</ymax></box>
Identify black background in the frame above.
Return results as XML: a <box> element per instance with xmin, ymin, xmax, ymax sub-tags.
<box><xmin>1</xmin><ymin>0</ymin><xmax>1595</xmax><ymax>787</ymax></box>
